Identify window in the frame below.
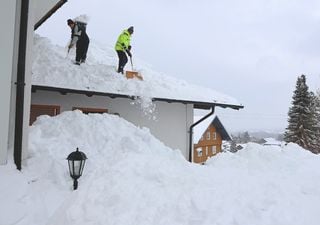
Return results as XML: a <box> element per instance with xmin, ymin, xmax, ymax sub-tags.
<box><xmin>72</xmin><ymin>107</ymin><xmax>108</xmax><ymax>114</ymax></box>
<box><xmin>212</xmin><ymin>146</ymin><xmax>217</xmax><ymax>155</ymax></box>
<box><xmin>30</xmin><ymin>104</ymin><xmax>60</xmax><ymax>125</ymax></box>
<box><xmin>209</xmin><ymin>146</ymin><xmax>212</xmax><ymax>155</ymax></box>
<box><xmin>212</xmin><ymin>132</ymin><xmax>217</xmax><ymax>140</ymax></box>
<box><xmin>206</xmin><ymin>146</ymin><xmax>209</xmax><ymax>155</ymax></box>
<box><xmin>196</xmin><ymin>148</ymin><xmax>203</xmax><ymax>157</ymax></box>
<box><xmin>206</xmin><ymin>131</ymin><xmax>210</xmax><ymax>140</ymax></box>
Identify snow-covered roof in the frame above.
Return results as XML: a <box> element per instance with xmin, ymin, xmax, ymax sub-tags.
<box><xmin>193</xmin><ymin>115</ymin><xmax>231</xmax><ymax>143</ymax></box>
<box><xmin>263</xmin><ymin>138</ymin><xmax>282</xmax><ymax>146</ymax></box>
<box><xmin>32</xmin><ymin>35</ymin><xmax>243</xmax><ymax>110</ymax></box>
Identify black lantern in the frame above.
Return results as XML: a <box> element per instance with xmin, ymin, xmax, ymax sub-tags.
<box><xmin>67</xmin><ymin>148</ymin><xmax>87</xmax><ymax>190</ymax></box>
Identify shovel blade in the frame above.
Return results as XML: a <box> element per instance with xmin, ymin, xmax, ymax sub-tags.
<box><xmin>125</xmin><ymin>71</ymin><xmax>143</xmax><ymax>80</ymax></box>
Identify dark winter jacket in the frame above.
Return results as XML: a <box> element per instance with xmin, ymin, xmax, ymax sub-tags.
<box><xmin>70</xmin><ymin>23</ymin><xmax>89</xmax><ymax>45</ymax></box>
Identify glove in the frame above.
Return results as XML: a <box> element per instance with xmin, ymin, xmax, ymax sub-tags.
<box><xmin>128</xmin><ymin>45</ymin><xmax>132</xmax><ymax>51</ymax></box>
<box><xmin>126</xmin><ymin>50</ymin><xmax>132</xmax><ymax>57</ymax></box>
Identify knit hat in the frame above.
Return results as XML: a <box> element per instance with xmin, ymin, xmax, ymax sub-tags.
<box><xmin>128</xmin><ymin>26</ymin><xmax>134</xmax><ymax>34</ymax></box>
<box><xmin>67</xmin><ymin>19</ymin><xmax>74</xmax><ymax>25</ymax></box>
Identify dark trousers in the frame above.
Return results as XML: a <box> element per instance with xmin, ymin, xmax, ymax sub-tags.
<box><xmin>116</xmin><ymin>50</ymin><xmax>128</xmax><ymax>73</ymax></box>
<box><xmin>76</xmin><ymin>38</ymin><xmax>89</xmax><ymax>63</ymax></box>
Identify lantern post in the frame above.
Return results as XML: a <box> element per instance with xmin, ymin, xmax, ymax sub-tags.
<box><xmin>67</xmin><ymin>148</ymin><xmax>87</xmax><ymax>190</ymax></box>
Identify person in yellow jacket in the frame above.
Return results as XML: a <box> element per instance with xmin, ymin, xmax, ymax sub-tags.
<box><xmin>115</xmin><ymin>26</ymin><xmax>134</xmax><ymax>74</ymax></box>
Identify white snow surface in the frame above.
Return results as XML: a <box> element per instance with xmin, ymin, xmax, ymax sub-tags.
<box><xmin>73</xmin><ymin>14</ymin><xmax>89</xmax><ymax>24</ymax></box>
<box><xmin>1</xmin><ymin>111</ymin><xmax>320</xmax><ymax>225</ymax></box>
<box><xmin>32</xmin><ymin>35</ymin><xmax>241</xmax><ymax>106</ymax></box>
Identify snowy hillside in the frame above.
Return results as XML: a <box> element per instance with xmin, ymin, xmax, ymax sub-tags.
<box><xmin>1</xmin><ymin>111</ymin><xmax>320</xmax><ymax>225</ymax></box>
<box><xmin>32</xmin><ymin>35</ymin><xmax>241</xmax><ymax>106</ymax></box>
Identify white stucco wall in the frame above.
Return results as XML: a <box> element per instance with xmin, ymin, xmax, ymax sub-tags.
<box><xmin>0</xmin><ymin>0</ymin><xmax>35</xmax><ymax>165</ymax></box>
<box><xmin>0</xmin><ymin>0</ymin><xmax>18</xmax><ymax>164</ymax></box>
<box><xmin>31</xmin><ymin>91</ymin><xmax>194</xmax><ymax>159</ymax></box>
<box><xmin>21</xmin><ymin>1</ymin><xmax>35</xmax><ymax>162</ymax></box>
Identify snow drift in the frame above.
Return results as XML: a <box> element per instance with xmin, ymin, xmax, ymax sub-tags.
<box><xmin>1</xmin><ymin>111</ymin><xmax>320</xmax><ymax>225</ymax></box>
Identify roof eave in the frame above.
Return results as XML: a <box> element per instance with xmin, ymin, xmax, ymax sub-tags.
<box><xmin>31</xmin><ymin>85</ymin><xmax>244</xmax><ymax>110</ymax></box>
<box><xmin>212</xmin><ymin>116</ymin><xmax>232</xmax><ymax>141</ymax></box>
<box><xmin>34</xmin><ymin>0</ymin><xmax>68</xmax><ymax>30</ymax></box>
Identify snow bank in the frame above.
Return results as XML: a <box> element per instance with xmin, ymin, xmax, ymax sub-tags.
<box><xmin>32</xmin><ymin>35</ymin><xmax>241</xmax><ymax>106</ymax></box>
<box><xmin>1</xmin><ymin>112</ymin><xmax>320</xmax><ymax>225</ymax></box>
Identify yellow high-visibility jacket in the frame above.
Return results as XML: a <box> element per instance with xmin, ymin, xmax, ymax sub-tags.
<box><xmin>115</xmin><ymin>30</ymin><xmax>131</xmax><ymax>51</ymax></box>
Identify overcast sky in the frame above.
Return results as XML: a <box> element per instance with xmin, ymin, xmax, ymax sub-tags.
<box><xmin>37</xmin><ymin>0</ymin><xmax>320</xmax><ymax>132</ymax></box>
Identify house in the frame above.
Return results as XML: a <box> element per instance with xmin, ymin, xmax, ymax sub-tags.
<box><xmin>193</xmin><ymin>115</ymin><xmax>231</xmax><ymax>163</ymax></box>
<box><xmin>30</xmin><ymin>85</ymin><xmax>242</xmax><ymax>162</ymax></box>
<box><xmin>262</xmin><ymin>138</ymin><xmax>282</xmax><ymax>147</ymax></box>
<box><xmin>30</xmin><ymin>35</ymin><xmax>243</xmax><ymax>163</ymax></box>
<box><xmin>0</xmin><ymin>0</ymin><xmax>68</xmax><ymax>168</ymax></box>
<box><xmin>1</xmin><ymin>0</ymin><xmax>243</xmax><ymax>168</ymax></box>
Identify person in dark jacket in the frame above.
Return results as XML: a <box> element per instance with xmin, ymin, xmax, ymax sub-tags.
<box><xmin>67</xmin><ymin>19</ymin><xmax>90</xmax><ymax>65</ymax></box>
<box><xmin>115</xmin><ymin>26</ymin><xmax>134</xmax><ymax>73</ymax></box>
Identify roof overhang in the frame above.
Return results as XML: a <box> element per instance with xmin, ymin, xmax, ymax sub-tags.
<box><xmin>212</xmin><ymin>116</ymin><xmax>232</xmax><ymax>141</ymax></box>
<box><xmin>34</xmin><ymin>0</ymin><xmax>68</xmax><ymax>30</ymax></box>
<box><xmin>31</xmin><ymin>85</ymin><xmax>244</xmax><ymax>110</ymax></box>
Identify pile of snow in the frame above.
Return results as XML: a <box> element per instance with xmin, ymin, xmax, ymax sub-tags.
<box><xmin>1</xmin><ymin>111</ymin><xmax>320</xmax><ymax>225</ymax></box>
<box><xmin>73</xmin><ymin>14</ymin><xmax>89</xmax><ymax>24</ymax></box>
<box><xmin>32</xmin><ymin>35</ymin><xmax>241</xmax><ymax>106</ymax></box>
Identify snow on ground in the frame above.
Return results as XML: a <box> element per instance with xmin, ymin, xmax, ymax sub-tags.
<box><xmin>32</xmin><ymin>35</ymin><xmax>241</xmax><ymax>106</ymax></box>
<box><xmin>1</xmin><ymin>111</ymin><xmax>320</xmax><ymax>225</ymax></box>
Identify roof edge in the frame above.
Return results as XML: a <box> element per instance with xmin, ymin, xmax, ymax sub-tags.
<box><xmin>34</xmin><ymin>0</ymin><xmax>68</xmax><ymax>30</ymax></box>
<box><xmin>31</xmin><ymin>85</ymin><xmax>244</xmax><ymax>110</ymax></box>
<box><xmin>212</xmin><ymin>116</ymin><xmax>232</xmax><ymax>141</ymax></box>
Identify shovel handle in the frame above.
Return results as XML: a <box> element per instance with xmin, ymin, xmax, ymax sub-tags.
<box><xmin>130</xmin><ymin>57</ymin><xmax>133</xmax><ymax>70</ymax></box>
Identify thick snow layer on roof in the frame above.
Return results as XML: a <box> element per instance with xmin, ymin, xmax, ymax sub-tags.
<box><xmin>263</xmin><ymin>137</ymin><xmax>283</xmax><ymax>146</ymax></box>
<box><xmin>193</xmin><ymin>115</ymin><xmax>231</xmax><ymax>142</ymax></box>
<box><xmin>193</xmin><ymin>115</ymin><xmax>214</xmax><ymax>143</ymax></box>
<box><xmin>32</xmin><ymin>35</ymin><xmax>242</xmax><ymax>106</ymax></box>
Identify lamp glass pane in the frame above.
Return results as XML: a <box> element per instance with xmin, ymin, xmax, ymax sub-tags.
<box><xmin>74</xmin><ymin>160</ymin><xmax>82</xmax><ymax>177</ymax></box>
<box><xmin>68</xmin><ymin>160</ymin><xmax>73</xmax><ymax>176</ymax></box>
<box><xmin>80</xmin><ymin>160</ymin><xmax>86</xmax><ymax>175</ymax></box>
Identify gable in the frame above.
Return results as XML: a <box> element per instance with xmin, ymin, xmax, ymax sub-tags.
<box><xmin>212</xmin><ymin>117</ymin><xmax>231</xmax><ymax>141</ymax></box>
<box><xmin>193</xmin><ymin>115</ymin><xmax>231</xmax><ymax>143</ymax></box>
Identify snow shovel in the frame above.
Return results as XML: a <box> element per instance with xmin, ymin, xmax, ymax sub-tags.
<box><xmin>66</xmin><ymin>47</ymin><xmax>71</xmax><ymax>59</ymax></box>
<box><xmin>125</xmin><ymin>56</ymin><xmax>143</xmax><ymax>80</ymax></box>
<box><xmin>65</xmin><ymin>48</ymin><xmax>70</xmax><ymax>58</ymax></box>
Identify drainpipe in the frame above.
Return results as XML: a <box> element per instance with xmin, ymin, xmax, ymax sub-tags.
<box><xmin>14</xmin><ymin>0</ymin><xmax>29</xmax><ymax>170</ymax></box>
<box><xmin>188</xmin><ymin>106</ymin><xmax>215</xmax><ymax>162</ymax></box>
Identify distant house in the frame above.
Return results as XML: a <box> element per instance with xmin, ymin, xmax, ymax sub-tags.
<box><xmin>262</xmin><ymin>138</ymin><xmax>282</xmax><ymax>147</ymax></box>
<box><xmin>193</xmin><ymin>116</ymin><xmax>231</xmax><ymax>163</ymax></box>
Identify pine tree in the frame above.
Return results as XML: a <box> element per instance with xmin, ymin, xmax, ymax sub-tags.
<box><xmin>242</xmin><ymin>131</ymin><xmax>251</xmax><ymax>143</ymax></box>
<box><xmin>310</xmin><ymin>91</ymin><xmax>320</xmax><ymax>153</ymax></box>
<box><xmin>284</xmin><ymin>75</ymin><xmax>318</xmax><ymax>152</ymax></box>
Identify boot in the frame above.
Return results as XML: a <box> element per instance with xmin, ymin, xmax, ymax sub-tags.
<box><xmin>117</xmin><ymin>67</ymin><xmax>124</xmax><ymax>74</ymax></box>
